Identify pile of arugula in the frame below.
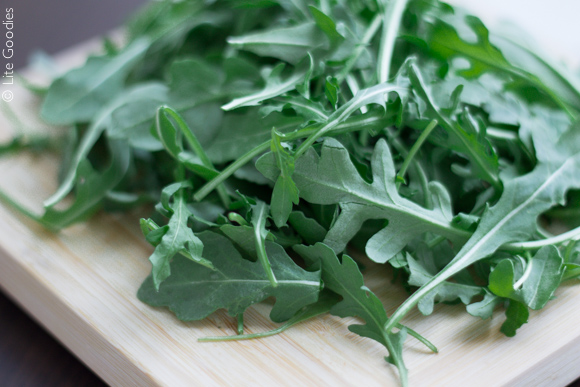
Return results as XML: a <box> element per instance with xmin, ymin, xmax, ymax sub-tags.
<box><xmin>5</xmin><ymin>0</ymin><xmax>580</xmax><ymax>385</ymax></box>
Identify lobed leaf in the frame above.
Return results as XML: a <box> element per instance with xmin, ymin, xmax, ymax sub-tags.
<box><xmin>139</xmin><ymin>232</ymin><xmax>321</xmax><ymax>322</ymax></box>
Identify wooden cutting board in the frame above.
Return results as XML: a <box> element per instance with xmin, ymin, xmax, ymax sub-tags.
<box><xmin>1</xmin><ymin>39</ymin><xmax>580</xmax><ymax>387</ymax></box>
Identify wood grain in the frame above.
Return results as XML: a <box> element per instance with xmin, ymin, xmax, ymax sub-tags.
<box><xmin>1</xmin><ymin>41</ymin><xmax>580</xmax><ymax>387</ymax></box>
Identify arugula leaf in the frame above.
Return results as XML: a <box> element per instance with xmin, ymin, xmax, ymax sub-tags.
<box><xmin>286</xmin><ymin>138</ymin><xmax>470</xmax><ymax>260</ymax></box>
<box><xmin>41</xmin><ymin>139</ymin><xmax>131</xmax><ymax>230</ymax></box>
<box><xmin>199</xmin><ymin>291</ymin><xmax>340</xmax><ymax>342</ymax></box>
<box><xmin>324</xmin><ymin>76</ymin><xmax>340</xmax><ymax>109</ymax></box>
<box><xmin>250</xmin><ymin>200</ymin><xmax>279</xmax><ymax>287</ymax></box>
<box><xmin>227</xmin><ymin>22</ymin><xmax>326</xmax><ymax>65</ymax></box>
<box><xmin>422</xmin><ymin>12</ymin><xmax>574</xmax><ymax>115</ymax></box>
<box><xmin>428</xmin><ymin>16</ymin><xmax>510</xmax><ymax>79</ymax></box>
<box><xmin>308</xmin><ymin>6</ymin><xmax>344</xmax><ymax>46</ymax></box>
<box><xmin>144</xmin><ymin>182</ymin><xmax>212</xmax><ymax>290</ymax></box>
<box><xmin>491</xmin><ymin>33</ymin><xmax>580</xmax><ymax>110</ymax></box>
<box><xmin>138</xmin><ymin>232</ymin><xmax>321</xmax><ymax>323</ymax></box>
<box><xmin>294</xmin><ymin>79</ymin><xmax>410</xmax><ymax>157</ymax></box>
<box><xmin>270</xmin><ymin>129</ymin><xmax>299</xmax><ymax>228</ymax></box>
<box><xmin>385</xmin><ymin>145</ymin><xmax>580</xmax><ymax>332</ymax></box>
<box><xmin>220</xmin><ymin>223</ymin><xmax>271</xmax><ymax>260</ymax></box>
<box><xmin>500</xmin><ymin>300</ymin><xmax>529</xmax><ymax>337</ymax></box>
<box><xmin>41</xmin><ymin>38</ymin><xmax>150</xmax><ymax>125</ymax></box>
<box><xmin>206</xmin><ymin>110</ymin><xmax>302</xmax><ymax>164</ymax></box>
<box><xmin>43</xmin><ymin>82</ymin><xmax>170</xmax><ymax>208</ymax></box>
<box><xmin>488</xmin><ymin>246</ymin><xmax>563</xmax><ymax>310</ymax></box>
<box><xmin>294</xmin><ymin>243</ymin><xmax>408</xmax><ymax>386</ymax></box>
<box><xmin>408</xmin><ymin>63</ymin><xmax>501</xmax><ymax>189</ymax></box>
<box><xmin>288</xmin><ymin>211</ymin><xmax>327</xmax><ymax>245</ymax></box>
<box><xmin>107</xmin><ymin>83</ymin><xmax>168</xmax><ymax>151</ymax></box>
<box><xmin>466</xmin><ymin>290</ymin><xmax>502</xmax><ymax>320</ymax></box>
<box><xmin>222</xmin><ymin>63</ymin><xmax>308</xmax><ymax>110</ymax></box>
<box><xmin>407</xmin><ymin>252</ymin><xmax>482</xmax><ymax>315</ymax></box>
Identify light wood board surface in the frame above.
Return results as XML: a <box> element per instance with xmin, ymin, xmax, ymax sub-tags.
<box><xmin>1</xmin><ymin>39</ymin><xmax>580</xmax><ymax>387</ymax></box>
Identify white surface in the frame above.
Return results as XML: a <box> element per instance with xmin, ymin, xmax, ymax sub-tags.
<box><xmin>446</xmin><ymin>0</ymin><xmax>580</xmax><ymax>68</ymax></box>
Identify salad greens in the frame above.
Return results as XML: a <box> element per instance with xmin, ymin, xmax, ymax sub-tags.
<box><xmin>3</xmin><ymin>0</ymin><xmax>580</xmax><ymax>385</ymax></box>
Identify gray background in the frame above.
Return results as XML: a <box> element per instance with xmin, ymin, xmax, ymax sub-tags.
<box><xmin>1</xmin><ymin>0</ymin><xmax>148</xmax><ymax>69</ymax></box>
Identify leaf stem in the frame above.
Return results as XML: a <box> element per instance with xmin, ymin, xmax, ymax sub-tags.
<box><xmin>294</xmin><ymin>84</ymin><xmax>407</xmax><ymax>158</ymax></box>
<box><xmin>253</xmin><ymin>202</ymin><xmax>278</xmax><ymax>287</ymax></box>
<box><xmin>193</xmin><ymin>112</ymin><xmax>393</xmax><ymax>202</ymax></box>
<box><xmin>141</xmin><ymin>215</ymin><xmax>216</xmax><ymax>271</ymax></box>
<box><xmin>384</xmin><ymin>270</ymin><xmax>449</xmax><ymax>334</ymax></box>
<box><xmin>402</xmin><ymin>324</ymin><xmax>438</xmax><ymax>353</ymax></box>
<box><xmin>237</xmin><ymin>313</ymin><xmax>244</xmax><ymax>335</ymax></box>
<box><xmin>193</xmin><ymin>140</ymin><xmax>271</xmax><ymax>202</ymax></box>
<box><xmin>396</xmin><ymin>119</ymin><xmax>437</xmax><ymax>190</ymax></box>
<box><xmin>162</xmin><ymin>106</ymin><xmax>231</xmax><ymax>208</ymax></box>
<box><xmin>0</xmin><ymin>189</ymin><xmax>52</xmax><ymax>229</ymax></box>
<box><xmin>501</xmin><ymin>225</ymin><xmax>580</xmax><ymax>252</ymax></box>
<box><xmin>377</xmin><ymin>0</ymin><xmax>410</xmax><ymax>83</ymax></box>
<box><xmin>336</xmin><ymin>14</ymin><xmax>383</xmax><ymax>83</ymax></box>
<box><xmin>408</xmin><ymin>64</ymin><xmax>502</xmax><ymax>191</ymax></box>
<box><xmin>513</xmin><ymin>252</ymin><xmax>532</xmax><ymax>290</ymax></box>
<box><xmin>345</xmin><ymin>74</ymin><xmax>371</xmax><ymax>146</ymax></box>
<box><xmin>386</xmin><ymin>128</ymin><xmax>432</xmax><ymax>208</ymax></box>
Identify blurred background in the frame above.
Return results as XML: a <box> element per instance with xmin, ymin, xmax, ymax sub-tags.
<box><xmin>1</xmin><ymin>0</ymin><xmax>579</xmax><ymax>386</ymax></box>
<box><xmin>10</xmin><ymin>0</ymin><xmax>147</xmax><ymax>69</ymax></box>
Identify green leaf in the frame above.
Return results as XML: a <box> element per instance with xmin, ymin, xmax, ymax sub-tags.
<box><xmin>288</xmin><ymin>211</ymin><xmax>327</xmax><ymax>245</ymax></box>
<box><xmin>309</xmin><ymin>6</ymin><xmax>344</xmax><ymax>45</ymax></box>
<box><xmin>491</xmin><ymin>33</ymin><xmax>580</xmax><ymax>110</ymax></box>
<box><xmin>146</xmin><ymin>183</ymin><xmax>212</xmax><ymax>290</ymax></box>
<box><xmin>227</xmin><ymin>22</ymin><xmax>326</xmax><ymax>64</ymax></box>
<box><xmin>294</xmin><ymin>243</ymin><xmax>407</xmax><ymax>385</ymax></box>
<box><xmin>423</xmin><ymin>13</ymin><xmax>572</xmax><ymax>115</ymax></box>
<box><xmin>155</xmin><ymin>107</ymin><xmax>183</xmax><ymax>158</ymax></box>
<box><xmin>428</xmin><ymin>16</ymin><xmax>510</xmax><ymax>79</ymax></box>
<box><xmin>199</xmin><ymin>291</ymin><xmax>340</xmax><ymax>342</ymax></box>
<box><xmin>407</xmin><ymin>252</ymin><xmax>482</xmax><ymax>315</ymax></box>
<box><xmin>40</xmin><ymin>139</ymin><xmax>131</xmax><ymax>229</ymax></box>
<box><xmin>488</xmin><ymin>259</ymin><xmax>515</xmax><ymax>298</ymax></box>
<box><xmin>290</xmin><ymin>138</ymin><xmax>470</xmax><ymax>261</ymax></box>
<box><xmin>408</xmin><ymin>63</ymin><xmax>500</xmax><ymax>188</ymax></box>
<box><xmin>138</xmin><ymin>232</ymin><xmax>321</xmax><ymax>323</ymax></box>
<box><xmin>41</xmin><ymin>38</ymin><xmax>150</xmax><ymax>125</ymax></box>
<box><xmin>466</xmin><ymin>290</ymin><xmax>501</xmax><ymax>320</ymax></box>
<box><xmin>206</xmin><ymin>110</ymin><xmax>302</xmax><ymax>164</ymax></box>
<box><xmin>221</xmin><ymin>224</ymin><xmax>260</xmax><ymax>260</ymax></box>
<box><xmin>452</xmin><ymin>157</ymin><xmax>580</xmax><ymax>274</ymax></box>
<box><xmin>251</xmin><ymin>200</ymin><xmax>279</xmax><ymax>287</ymax></box>
<box><xmin>222</xmin><ymin>63</ymin><xmax>307</xmax><ymax>110</ymax></box>
<box><xmin>270</xmin><ymin>129</ymin><xmax>299</xmax><ymax>228</ymax></box>
<box><xmin>167</xmin><ymin>59</ymin><xmax>224</xmax><ymax>108</ymax></box>
<box><xmin>176</xmin><ymin>152</ymin><xmax>219</xmax><ymax>181</ymax></box>
<box><xmin>107</xmin><ymin>82</ymin><xmax>168</xmax><ymax>151</ymax></box>
<box><xmin>489</xmin><ymin>246</ymin><xmax>564</xmax><ymax>310</ymax></box>
<box><xmin>294</xmin><ymin>79</ymin><xmax>410</xmax><ymax>156</ymax></box>
<box><xmin>294</xmin><ymin>243</ymin><xmax>408</xmax><ymax>385</ymax></box>
<box><xmin>44</xmin><ymin>82</ymin><xmax>166</xmax><ymax>208</ymax></box>
<box><xmin>285</xmin><ymin>96</ymin><xmax>330</xmax><ymax>121</ymax></box>
<box><xmin>500</xmin><ymin>300</ymin><xmax>529</xmax><ymax>337</ymax></box>
<box><xmin>385</xmin><ymin>132</ymin><xmax>580</xmax><ymax>332</ymax></box>
<box><xmin>325</xmin><ymin>76</ymin><xmax>340</xmax><ymax>109</ymax></box>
